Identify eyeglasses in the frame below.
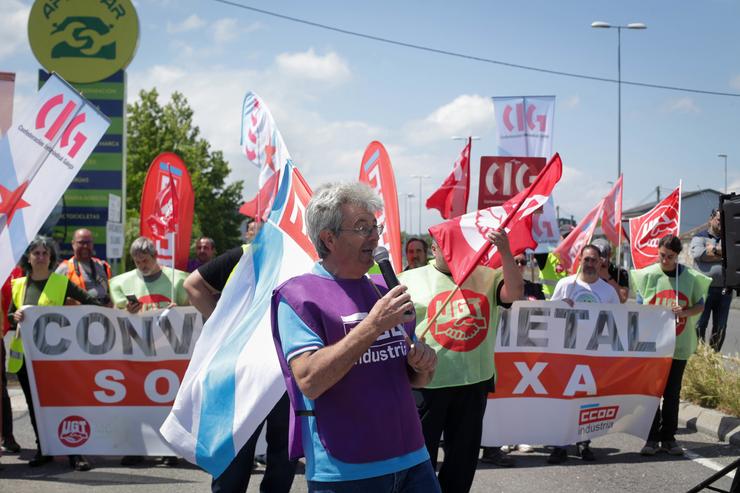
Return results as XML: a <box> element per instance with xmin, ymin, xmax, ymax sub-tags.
<box><xmin>338</xmin><ymin>224</ymin><xmax>384</xmax><ymax>237</ymax></box>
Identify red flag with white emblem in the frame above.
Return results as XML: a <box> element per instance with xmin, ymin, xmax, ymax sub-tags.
<box><xmin>629</xmin><ymin>185</ymin><xmax>681</xmax><ymax>269</ymax></box>
<box><xmin>426</xmin><ymin>138</ymin><xmax>471</xmax><ymax>219</ymax></box>
<box><xmin>430</xmin><ymin>153</ymin><xmax>563</xmax><ymax>285</ymax></box>
<box><xmin>601</xmin><ymin>176</ymin><xmax>624</xmax><ymax>245</ymax></box>
<box><xmin>553</xmin><ymin>199</ymin><xmax>605</xmax><ymax>274</ymax></box>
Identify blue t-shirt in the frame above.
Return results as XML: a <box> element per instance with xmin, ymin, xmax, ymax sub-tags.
<box><xmin>277</xmin><ymin>263</ymin><xmax>428</xmax><ymax>482</ymax></box>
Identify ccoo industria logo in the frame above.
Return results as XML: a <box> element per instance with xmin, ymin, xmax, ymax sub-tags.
<box><xmin>577</xmin><ymin>403</ymin><xmax>619</xmax><ymax>434</ymax></box>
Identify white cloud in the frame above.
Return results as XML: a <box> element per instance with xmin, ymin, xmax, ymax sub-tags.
<box><xmin>276</xmin><ymin>49</ymin><xmax>351</xmax><ymax>84</ymax></box>
<box><xmin>166</xmin><ymin>14</ymin><xmax>206</xmax><ymax>34</ymax></box>
<box><xmin>664</xmin><ymin>97</ymin><xmax>700</xmax><ymax>114</ymax></box>
<box><xmin>212</xmin><ymin>18</ymin><xmax>238</xmax><ymax>44</ymax></box>
<box><xmin>0</xmin><ymin>0</ymin><xmax>29</xmax><ymax>60</ymax></box>
<box><xmin>404</xmin><ymin>94</ymin><xmax>494</xmax><ymax>146</ymax></box>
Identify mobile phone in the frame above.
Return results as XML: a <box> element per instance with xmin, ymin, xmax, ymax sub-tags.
<box><xmin>125</xmin><ymin>294</ymin><xmax>139</xmax><ymax>304</ymax></box>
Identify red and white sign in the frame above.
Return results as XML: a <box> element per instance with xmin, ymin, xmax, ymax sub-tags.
<box><xmin>629</xmin><ymin>186</ymin><xmax>681</xmax><ymax>269</ymax></box>
<box><xmin>140</xmin><ymin>153</ymin><xmax>194</xmax><ymax>271</ymax></box>
<box><xmin>427</xmin><ymin>288</ymin><xmax>490</xmax><ymax>352</ymax></box>
<box><xmin>430</xmin><ymin>153</ymin><xmax>563</xmax><ymax>285</ymax></box>
<box><xmin>482</xmin><ymin>301</ymin><xmax>675</xmax><ymax>447</ymax></box>
<box><xmin>478</xmin><ymin>156</ymin><xmax>546</xmax><ymax>209</ymax></box>
<box><xmin>20</xmin><ymin>306</ymin><xmax>203</xmax><ymax>456</ymax></box>
<box><xmin>359</xmin><ymin>141</ymin><xmax>402</xmax><ymax>272</ymax></box>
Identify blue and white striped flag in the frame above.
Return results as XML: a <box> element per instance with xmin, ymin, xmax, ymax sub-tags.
<box><xmin>160</xmin><ymin>161</ymin><xmax>316</xmax><ymax>477</ymax></box>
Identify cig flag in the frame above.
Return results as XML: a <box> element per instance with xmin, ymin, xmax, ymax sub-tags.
<box><xmin>0</xmin><ymin>73</ymin><xmax>109</xmax><ymax>283</ymax></box>
<box><xmin>629</xmin><ymin>185</ymin><xmax>681</xmax><ymax>269</ymax></box>
<box><xmin>240</xmin><ymin>92</ymin><xmax>291</xmax><ymax>221</ymax></box>
<box><xmin>426</xmin><ymin>137</ymin><xmax>471</xmax><ymax>220</ymax></box>
<box><xmin>492</xmin><ymin>95</ymin><xmax>559</xmax><ymax>252</ymax></box>
<box><xmin>161</xmin><ymin>161</ymin><xmax>317</xmax><ymax>477</ymax></box>
<box><xmin>430</xmin><ymin>153</ymin><xmax>563</xmax><ymax>285</ymax></box>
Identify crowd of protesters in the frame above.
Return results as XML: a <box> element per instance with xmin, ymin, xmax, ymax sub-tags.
<box><xmin>0</xmin><ymin>191</ymin><xmax>732</xmax><ymax>493</ymax></box>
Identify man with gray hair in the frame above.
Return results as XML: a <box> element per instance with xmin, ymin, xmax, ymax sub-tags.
<box><xmin>271</xmin><ymin>182</ymin><xmax>441</xmax><ymax>492</ymax></box>
<box><xmin>110</xmin><ymin>236</ymin><xmax>189</xmax><ymax>313</ymax></box>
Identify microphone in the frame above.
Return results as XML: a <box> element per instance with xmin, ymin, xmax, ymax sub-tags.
<box><xmin>373</xmin><ymin>246</ymin><xmax>414</xmax><ymax>316</ymax></box>
<box><xmin>372</xmin><ymin>246</ymin><xmax>399</xmax><ymax>289</ymax></box>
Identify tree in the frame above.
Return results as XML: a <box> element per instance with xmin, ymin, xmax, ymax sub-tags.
<box><xmin>126</xmin><ymin>89</ymin><xmax>244</xmax><ymax>258</ymax></box>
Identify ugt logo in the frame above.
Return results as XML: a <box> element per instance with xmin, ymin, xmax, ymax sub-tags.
<box><xmin>36</xmin><ymin>94</ymin><xmax>88</xmax><ymax>158</ymax></box>
<box><xmin>502</xmin><ymin>103</ymin><xmax>548</xmax><ymax>134</ymax></box>
<box><xmin>50</xmin><ymin>17</ymin><xmax>117</xmax><ymax>60</ymax></box>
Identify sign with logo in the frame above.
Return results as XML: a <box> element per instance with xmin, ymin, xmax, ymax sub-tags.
<box><xmin>481</xmin><ymin>301</ymin><xmax>676</xmax><ymax>447</ymax></box>
<box><xmin>20</xmin><ymin>305</ymin><xmax>203</xmax><ymax>456</ymax></box>
<box><xmin>427</xmin><ymin>289</ymin><xmax>491</xmax><ymax>352</ymax></box>
<box><xmin>478</xmin><ymin>156</ymin><xmax>546</xmax><ymax>209</ymax></box>
<box><xmin>39</xmin><ymin>70</ymin><xmax>125</xmax><ymax>262</ymax></box>
<box><xmin>28</xmin><ymin>0</ymin><xmax>139</xmax><ymax>84</ymax></box>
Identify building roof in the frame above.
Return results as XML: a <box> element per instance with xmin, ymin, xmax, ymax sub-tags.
<box><xmin>622</xmin><ymin>188</ymin><xmax>722</xmax><ymax>218</ymax></box>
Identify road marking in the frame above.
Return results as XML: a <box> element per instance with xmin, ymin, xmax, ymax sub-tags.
<box><xmin>684</xmin><ymin>448</ymin><xmax>736</xmax><ymax>479</ymax></box>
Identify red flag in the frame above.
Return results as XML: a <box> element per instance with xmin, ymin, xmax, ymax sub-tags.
<box><xmin>239</xmin><ymin>171</ymin><xmax>279</xmax><ymax>221</ymax></box>
<box><xmin>629</xmin><ymin>185</ymin><xmax>681</xmax><ymax>269</ymax></box>
<box><xmin>426</xmin><ymin>138</ymin><xmax>471</xmax><ymax>219</ymax></box>
<box><xmin>429</xmin><ymin>153</ymin><xmax>563</xmax><ymax>285</ymax></box>
<box><xmin>553</xmin><ymin>199</ymin><xmax>605</xmax><ymax>274</ymax></box>
<box><xmin>146</xmin><ymin>167</ymin><xmax>179</xmax><ymax>239</ymax></box>
<box><xmin>358</xmin><ymin>141</ymin><xmax>403</xmax><ymax>272</ymax></box>
<box><xmin>601</xmin><ymin>176</ymin><xmax>624</xmax><ymax>245</ymax></box>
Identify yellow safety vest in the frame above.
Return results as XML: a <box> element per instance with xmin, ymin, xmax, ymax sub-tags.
<box><xmin>11</xmin><ymin>273</ymin><xmax>69</xmax><ymax>308</ymax></box>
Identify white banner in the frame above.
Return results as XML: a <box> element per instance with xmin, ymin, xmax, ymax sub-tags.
<box><xmin>20</xmin><ymin>306</ymin><xmax>203</xmax><ymax>456</ymax></box>
<box><xmin>0</xmin><ymin>73</ymin><xmax>110</xmax><ymax>282</ymax></box>
<box><xmin>482</xmin><ymin>300</ymin><xmax>675</xmax><ymax>446</ymax></box>
<box><xmin>492</xmin><ymin>96</ymin><xmax>559</xmax><ymax>252</ymax></box>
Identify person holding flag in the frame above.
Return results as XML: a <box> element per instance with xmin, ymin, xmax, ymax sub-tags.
<box><xmin>631</xmin><ymin>234</ymin><xmax>711</xmax><ymax>456</ymax></box>
<box><xmin>399</xmin><ymin>231</ymin><xmax>523</xmax><ymax>492</ymax></box>
<box><xmin>548</xmin><ymin>244</ymin><xmax>620</xmax><ymax>464</ymax></box>
<box><xmin>271</xmin><ymin>182</ymin><xmax>439</xmax><ymax>492</ymax></box>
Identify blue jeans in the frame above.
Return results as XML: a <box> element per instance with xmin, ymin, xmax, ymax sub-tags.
<box><xmin>307</xmin><ymin>460</ymin><xmax>441</xmax><ymax>493</ymax></box>
<box><xmin>696</xmin><ymin>287</ymin><xmax>733</xmax><ymax>351</ymax></box>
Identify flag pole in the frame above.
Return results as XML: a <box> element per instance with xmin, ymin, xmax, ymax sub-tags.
<box><xmin>615</xmin><ymin>176</ymin><xmax>624</xmax><ymax>287</ymax></box>
<box><xmin>419</xmin><ymin>153</ymin><xmax>560</xmax><ymax>340</ymax></box>
<box><xmin>675</xmin><ymin>181</ymin><xmax>683</xmax><ymax>306</ymax></box>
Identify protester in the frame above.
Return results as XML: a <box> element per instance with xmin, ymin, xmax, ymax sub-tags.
<box><xmin>271</xmin><ymin>182</ymin><xmax>440</xmax><ymax>492</ymax></box>
<box><xmin>109</xmin><ymin>236</ymin><xmax>189</xmax><ymax>313</ymax></box>
<box><xmin>690</xmin><ymin>209</ymin><xmax>733</xmax><ymax>351</ymax></box>
<box><xmin>399</xmin><ymin>231</ymin><xmax>522</xmax><ymax>492</ymax></box>
<box><xmin>548</xmin><ymin>244</ymin><xmax>620</xmax><ymax>464</ymax></box>
<box><xmin>591</xmin><ymin>238</ymin><xmax>629</xmax><ymax>303</ymax></box>
<box><xmin>184</xmin><ymin>242</ymin><xmax>298</xmax><ymax>493</ymax></box>
<box><xmin>109</xmin><ymin>236</ymin><xmax>188</xmax><ymax>466</ymax></box>
<box><xmin>480</xmin><ymin>253</ymin><xmax>541</xmax><ymax>466</ymax></box>
<box><xmin>7</xmin><ymin>236</ymin><xmax>99</xmax><ymax>471</ymax></box>
<box><xmin>187</xmin><ymin>236</ymin><xmax>216</xmax><ymax>272</ymax></box>
<box><xmin>632</xmin><ymin>234</ymin><xmax>711</xmax><ymax>456</ymax></box>
<box><xmin>55</xmin><ymin>228</ymin><xmax>112</xmax><ymax>306</ymax></box>
<box><xmin>1</xmin><ymin>265</ymin><xmax>23</xmax><ymax>455</ymax></box>
<box><xmin>404</xmin><ymin>237</ymin><xmax>429</xmax><ymax>271</ymax></box>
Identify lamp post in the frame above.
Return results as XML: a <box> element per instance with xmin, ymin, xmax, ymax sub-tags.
<box><xmin>405</xmin><ymin>193</ymin><xmax>415</xmax><ymax>234</ymax></box>
<box><xmin>411</xmin><ymin>175</ymin><xmax>430</xmax><ymax>235</ymax></box>
<box><xmin>718</xmin><ymin>154</ymin><xmax>728</xmax><ymax>193</ymax></box>
<box><xmin>592</xmin><ymin>21</ymin><xmax>646</xmax><ymax>179</ymax></box>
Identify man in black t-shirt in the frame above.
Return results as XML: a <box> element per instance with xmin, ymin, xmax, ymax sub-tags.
<box><xmin>184</xmin><ymin>246</ymin><xmax>297</xmax><ymax>493</ymax></box>
<box><xmin>592</xmin><ymin>238</ymin><xmax>629</xmax><ymax>303</ymax></box>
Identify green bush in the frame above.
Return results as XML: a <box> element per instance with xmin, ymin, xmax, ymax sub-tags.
<box><xmin>682</xmin><ymin>342</ymin><xmax>740</xmax><ymax>417</ymax></box>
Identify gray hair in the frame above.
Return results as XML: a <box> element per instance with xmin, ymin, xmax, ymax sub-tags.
<box><xmin>130</xmin><ymin>236</ymin><xmax>157</xmax><ymax>257</ymax></box>
<box><xmin>306</xmin><ymin>182</ymin><xmax>383</xmax><ymax>259</ymax></box>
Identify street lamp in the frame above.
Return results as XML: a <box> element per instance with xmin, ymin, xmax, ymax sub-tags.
<box><xmin>405</xmin><ymin>193</ymin><xmax>415</xmax><ymax>234</ymax></box>
<box><xmin>592</xmin><ymin>21</ymin><xmax>647</xmax><ymax>179</ymax></box>
<box><xmin>718</xmin><ymin>153</ymin><xmax>728</xmax><ymax>193</ymax></box>
<box><xmin>411</xmin><ymin>175</ymin><xmax>430</xmax><ymax>235</ymax></box>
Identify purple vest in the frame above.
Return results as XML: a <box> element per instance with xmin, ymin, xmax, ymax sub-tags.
<box><xmin>271</xmin><ymin>273</ymin><xmax>424</xmax><ymax>463</ymax></box>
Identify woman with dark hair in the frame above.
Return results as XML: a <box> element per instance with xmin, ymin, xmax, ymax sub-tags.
<box><xmin>7</xmin><ymin>236</ymin><xmax>100</xmax><ymax>471</ymax></box>
<box><xmin>630</xmin><ymin>234</ymin><xmax>711</xmax><ymax>456</ymax></box>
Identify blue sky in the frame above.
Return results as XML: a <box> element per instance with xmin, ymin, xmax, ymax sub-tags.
<box><xmin>2</xmin><ymin>0</ymin><xmax>739</xmax><ymax>234</ymax></box>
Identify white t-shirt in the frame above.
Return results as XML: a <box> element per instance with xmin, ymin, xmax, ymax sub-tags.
<box><xmin>551</xmin><ymin>274</ymin><xmax>620</xmax><ymax>304</ymax></box>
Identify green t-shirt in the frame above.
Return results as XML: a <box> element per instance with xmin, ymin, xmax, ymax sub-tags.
<box><xmin>630</xmin><ymin>263</ymin><xmax>711</xmax><ymax>360</ymax></box>
<box><xmin>110</xmin><ymin>268</ymin><xmax>189</xmax><ymax>312</ymax></box>
<box><xmin>399</xmin><ymin>261</ymin><xmax>503</xmax><ymax>389</ymax></box>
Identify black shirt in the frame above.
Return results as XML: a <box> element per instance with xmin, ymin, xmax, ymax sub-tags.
<box><xmin>197</xmin><ymin>246</ymin><xmax>243</xmax><ymax>292</ymax></box>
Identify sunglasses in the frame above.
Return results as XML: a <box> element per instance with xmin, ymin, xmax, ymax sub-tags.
<box><xmin>515</xmin><ymin>259</ymin><xmax>528</xmax><ymax>266</ymax></box>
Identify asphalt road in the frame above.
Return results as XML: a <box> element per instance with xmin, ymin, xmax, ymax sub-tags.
<box><xmin>1</xmin><ymin>389</ymin><xmax>737</xmax><ymax>493</ymax></box>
